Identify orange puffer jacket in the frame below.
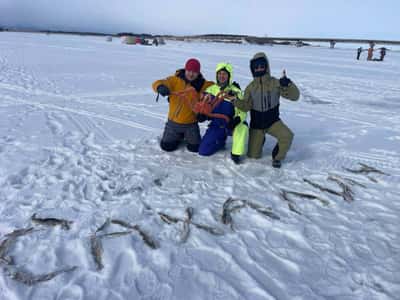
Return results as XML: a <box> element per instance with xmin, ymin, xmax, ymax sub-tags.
<box><xmin>152</xmin><ymin>69</ymin><xmax>214</xmax><ymax>124</ymax></box>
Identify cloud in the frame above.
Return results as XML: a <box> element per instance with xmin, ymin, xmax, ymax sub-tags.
<box><xmin>0</xmin><ymin>0</ymin><xmax>399</xmax><ymax>39</ymax></box>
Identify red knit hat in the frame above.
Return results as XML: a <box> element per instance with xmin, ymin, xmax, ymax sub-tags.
<box><xmin>185</xmin><ymin>58</ymin><xmax>201</xmax><ymax>73</ymax></box>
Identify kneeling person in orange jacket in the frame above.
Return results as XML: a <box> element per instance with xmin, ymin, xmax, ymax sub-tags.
<box><xmin>152</xmin><ymin>59</ymin><xmax>214</xmax><ymax>152</ymax></box>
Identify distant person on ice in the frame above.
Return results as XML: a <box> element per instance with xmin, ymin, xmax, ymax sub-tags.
<box><xmin>367</xmin><ymin>47</ymin><xmax>374</xmax><ymax>61</ymax></box>
<box><xmin>152</xmin><ymin>59</ymin><xmax>213</xmax><ymax>153</ymax></box>
<box><xmin>197</xmin><ymin>62</ymin><xmax>248</xmax><ymax>164</ymax></box>
<box><xmin>379</xmin><ymin>47</ymin><xmax>386</xmax><ymax>61</ymax></box>
<box><xmin>232</xmin><ymin>52</ymin><xmax>300</xmax><ymax>168</ymax></box>
<box><xmin>356</xmin><ymin>47</ymin><xmax>363</xmax><ymax>60</ymax></box>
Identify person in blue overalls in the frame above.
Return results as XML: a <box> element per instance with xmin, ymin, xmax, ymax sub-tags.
<box><xmin>198</xmin><ymin>62</ymin><xmax>248</xmax><ymax>163</ymax></box>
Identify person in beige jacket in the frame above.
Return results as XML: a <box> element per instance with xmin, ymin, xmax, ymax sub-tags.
<box><xmin>232</xmin><ymin>52</ymin><xmax>300</xmax><ymax>168</ymax></box>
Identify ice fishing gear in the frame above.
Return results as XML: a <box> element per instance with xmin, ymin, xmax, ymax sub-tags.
<box><xmin>193</xmin><ymin>91</ymin><xmax>234</xmax><ymax>123</ymax></box>
<box><xmin>170</xmin><ymin>87</ymin><xmax>232</xmax><ymax>122</ymax></box>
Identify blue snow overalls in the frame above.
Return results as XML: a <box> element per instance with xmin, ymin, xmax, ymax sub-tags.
<box><xmin>198</xmin><ymin>62</ymin><xmax>248</xmax><ymax>157</ymax></box>
<box><xmin>198</xmin><ymin>96</ymin><xmax>235</xmax><ymax>156</ymax></box>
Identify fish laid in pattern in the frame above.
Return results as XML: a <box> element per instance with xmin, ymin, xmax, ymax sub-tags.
<box><xmin>31</xmin><ymin>214</ymin><xmax>73</xmax><ymax>230</ymax></box>
<box><xmin>6</xmin><ymin>265</ymin><xmax>78</xmax><ymax>286</ymax></box>
<box><xmin>111</xmin><ymin>219</ymin><xmax>159</xmax><ymax>249</ymax></box>
<box><xmin>90</xmin><ymin>235</ymin><xmax>104</xmax><ymax>270</ymax></box>
<box><xmin>0</xmin><ymin>227</ymin><xmax>35</xmax><ymax>266</ymax></box>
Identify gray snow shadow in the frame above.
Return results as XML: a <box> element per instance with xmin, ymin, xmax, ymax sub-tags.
<box><xmin>300</xmin><ymin>90</ymin><xmax>332</xmax><ymax>105</ymax></box>
<box><xmin>358</xmin><ymin>96</ymin><xmax>400</xmax><ymax>110</ymax></box>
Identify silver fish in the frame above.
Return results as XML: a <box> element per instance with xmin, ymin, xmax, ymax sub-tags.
<box><xmin>0</xmin><ymin>238</ymin><xmax>15</xmax><ymax>265</ymax></box>
<box><xmin>96</xmin><ymin>218</ymin><xmax>111</xmax><ymax>233</ymax></box>
<box><xmin>288</xmin><ymin>202</ymin><xmax>302</xmax><ymax>215</ymax></box>
<box><xmin>5</xmin><ymin>227</ymin><xmax>34</xmax><ymax>238</ymax></box>
<box><xmin>221</xmin><ymin>198</ymin><xmax>236</xmax><ymax>225</ymax></box>
<box><xmin>134</xmin><ymin>225</ymin><xmax>159</xmax><ymax>249</ymax></box>
<box><xmin>159</xmin><ymin>213</ymin><xmax>180</xmax><ymax>224</ymax></box>
<box><xmin>280</xmin><ymin>190</ymin><xmax>302</xmax><ymax>215</ymax></box>
<box><xmin>221</xmin><ymin>198</ymin><xmax>248</xmax><ymax>227</ymax></box>
<box><xmin>180</xmin><ymin>207</ymin><xmax>194</xmax><ymax>243</ymax></box>
<box><xmin>90</xmin><ymin>235</ymin><xmax>104</xmax><ymax>270</ymax></box>
<box><xmin>180</xmin><ymin>222</ymin><xmax>190</xmax><ymax>243</ymax></box>
<box><xmin>0</xmin><ymin>238</ymin><xmax>13</xmax><ymax>259</ymax></box>
<box><xmin>7</xmin><ymin>265</ymin><xmax>78</xmax><ymax>286</ymax></box>
<box><xmin>185</xmin><ymin>207</ymin><xmax>194</xmax><ymax>221</ymax></box>
<box><xmin>31</xmin><ymin>214</ymin><xmax>73</xmax><ymax>230</ymax></box>
<box><xmin>344</xmin><ymin>163</ymin><xmax>388</xmax><ymax>175</ymax></box>
<box><xmin>191</xmin><ymin>222</ymin><xmax>224</xmax><ymax>236</ymax></box>
<box><xmin>1</xmin><ymin>227</ymin><xmax>35</xmax><ymax>265</ymax></box>
<box><xmin>246</xmin><ymin>201</ymin><xmax>280</xmax><ymax>220</ymax></box>
<box><xmin>111</xmin><ymin>219</ymin><xmax>159</xmax><ymax>249</ymax></box>
<box><xmin>288</xmin><ymin>184</ymin><xmax>331</xmax><ymax>206</ymax></box>
<box><xmin>97</xmin><ymin>231</ymin><xmax>133</xmax><ymax>239</ymax></box>
<box><xmin>328</xmin><ymin>176</ymin><xmax>354</xmax><ymax>202</ymax></box>
<box><xmin>328</xmin><ymin>174</ymin><xmax>367</xmax><ymax>188</ymax></box>
<box><xmin>111</xmin><ymin>219</ymin><xmax>137</xmax><ymax>230</ymax></box>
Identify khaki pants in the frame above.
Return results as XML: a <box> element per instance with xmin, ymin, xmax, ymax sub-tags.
<box><xmin>247</xmin><ymin>120</ymin><xmax>294</xmax><ymax>160</ymax></box>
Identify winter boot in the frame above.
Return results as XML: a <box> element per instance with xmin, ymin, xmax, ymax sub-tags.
<box><xmin>272</xmin><ymin>160</ymin><xmax>281</xmax><ymax>168</ymax></box>
<box><xmin>231</xmin><ymin>153</ymin><xmax>241</xmax><ymax>164</ymax></box>
<box><xmin>272</xmin><ymin>143</ymin><xmax>279</xmax><ymax>160</ymax></box>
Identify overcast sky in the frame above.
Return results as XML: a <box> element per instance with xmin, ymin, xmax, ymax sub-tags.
<box><xmin>1</xmin><ymin>0</ymin><xmax>399</xmax><ymax>40</ymax></box>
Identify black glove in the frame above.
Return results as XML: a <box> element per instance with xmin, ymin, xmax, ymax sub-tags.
<box><xmin>197</xmin><ymin>114</ymin><xmax>208</xmax><ymax>123</ymax></box>
<box><xmin>279</xmin><ymin>76</ymin><xmax>292</xmax><ymax>87</ymax></box>
<box><xmin>227</xmin><ymin>116</ymin><xmax>241</xmax><ymax>130</ymax></box>
<box><xmin>157</xmin><ymin>84</ymin><xmax>170</xmax><ymax>97</ymax></box>
<box><xmin>232</xmin><ymin>81</ymin><xmax>241</xmax><ymax>90</ymax></box>
<box><xmin>227</xmin><ymin>90</ymin><xmax>236</xmax><ymax>97</ymax></box>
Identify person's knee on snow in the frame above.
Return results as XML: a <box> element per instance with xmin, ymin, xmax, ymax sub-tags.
<box><xmin>160</xmin><ymin>140</ymin><xmax>180</xmax><ymax>152</ymax></box>
<box><xmin>199</xmin><ymin>126</ymin><xmax>227</xmax><ymax>156</ymax></box>
<box><xmin>198</xmin><ymin>141</ymin><xmax>225</xmax><ymax>156</ymax></box>
<box><xmin>152</xmin><ymin>58</ymin><xmax>214</xmax><ymax>152</ymax></box>
<box><xmin>187</xmin><ymin>143</ymin><xmax>199</xmax><ymax>153</ymax></box>
<box><xmin>183</xmin><ymin>123</ymin><xmax>201</xmax><ymax>153</ymax></box>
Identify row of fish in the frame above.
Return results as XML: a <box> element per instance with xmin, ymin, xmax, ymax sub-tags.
<box><xmin>0</xmin><ymin>162</ymin><xmax>385</xmax><ymax>285</ymax></box>
<box><xmin>0</xmin><ymin>227</ymin><xmax>77</xmax><ymax>286</ymax></box>
<box><xmin>1</xmin><ymin>198</ymin><xmax>280</xmax><ymax>284</ymax></box>
<box><xmin>221</xmin><ymin>198</ymin><xmax>280</xmax><ymax>229</ymax></box>
<box><xmin>90</xmin><ymin>218</ymin><xmax>159</xmax><ymax>271</ymax></box>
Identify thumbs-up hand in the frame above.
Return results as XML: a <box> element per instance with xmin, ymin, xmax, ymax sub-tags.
<box><xmin>279</xmin><ymin>69</ymin><xmax>292</xmax><ymax>87</ymax></box>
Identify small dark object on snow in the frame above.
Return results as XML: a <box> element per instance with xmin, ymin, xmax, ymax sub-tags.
<box><xmin>90</xmin><ymin>235</ymin><xmax>104</xmax><ymax>270</ymax></box>
<box><xmin>327</xmin><ymin>176</ymin><xmax>354</xmax><ymax>202</ymax></box>
<box><xmin>272</xmin><ymin>160</ymin><xmax>281</xmax><ymax>168</ymax></box>
<box><xmin>111</xmin><ymin>219</ymin><xmax>159</xmax><ymax>249</ymax></box>
<box><xmin>231</xmin><ymin>153</ymin><xmax>241</xmax><ymax>164</ymax></box>
<box><xmin>283</xmin><ymin>188</ymin><xmax>330</xmax><ymax>206</ymax></box>
<box><xmin>31</xmin><ymin>213</ymin><xmax>73</xmax><ymax>230</ymax></box>
<box><xmin>344</xmin><ymin>163</ymin><xmax>388</xmax><ymax>176</ymax></box>
<box><xmin>160</xmin><ymin>208</ymin><xmax>223</xmax><ymax>241</ymax></box>
<box><xmin>6</xmin><ymin>265</ymin><xmax>78</xmax><ymax>286</ymax></box>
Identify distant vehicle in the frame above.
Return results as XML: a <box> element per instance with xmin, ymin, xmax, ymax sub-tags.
<box><xmin>121</xmin><ymin>36</ymin><xmax>136</xmax><ymax>44</ymax></box>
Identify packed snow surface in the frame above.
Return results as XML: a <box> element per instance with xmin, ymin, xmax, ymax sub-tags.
<box><xmin>0</xmin><ymin>32</ymin><xmax>399</xmax><ymax>300</ymax></box>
